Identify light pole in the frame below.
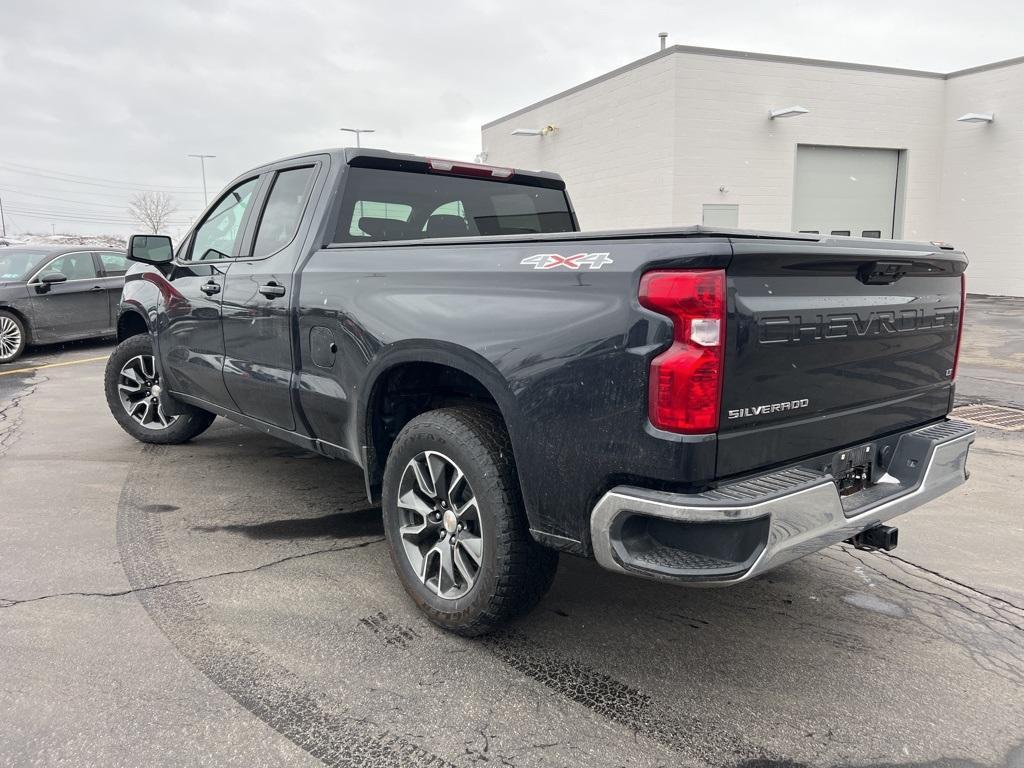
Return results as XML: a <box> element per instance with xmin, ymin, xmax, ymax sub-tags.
<box><xmin>187</xmin><ymin>154</ymin><xmax>216</xmax><ymax>205</ymax></box>
<box><xmin>339</xmin><ymin>127</ymin><xmax>375</xmax><ymax>148</ymax></box>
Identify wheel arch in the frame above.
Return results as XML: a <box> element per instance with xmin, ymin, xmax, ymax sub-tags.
<box><xmin>359</xmin><ymin>342</ymin><xmax>523</xmax><ymax>506</ymax></box>
<box><xmin>0</xmin><ymin>305</ymin><xmax>32</xmax><ymax>345</ymax></box>
<box><xmin>116</xmin><ymin>308</ymin><xmax>149</xmax><ymax>342</ymax></box>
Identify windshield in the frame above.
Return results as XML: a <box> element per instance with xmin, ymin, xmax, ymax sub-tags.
<box><xmin>0</xmin><ymin>249</ymin><xmax>48</xmax><ymax>281</ymax></box>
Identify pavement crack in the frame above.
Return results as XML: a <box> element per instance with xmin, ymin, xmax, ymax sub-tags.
<box><xmin>839</xmin><ymin>547</ymin><xmax>1024</xmax><ymax>634</ymax></box>
<box><xmin>0</xmin><ymin>537</ymin><xmax>384</xmax><ymax>609</ymax></box>
<box><xmin>0</xmin><ymin>375</ymin><xmax>44</xmax><ymax>458</ymax></box>
<box><xmin>883</xmin><ymin>551</ymin><xmax>1024</xmax><ymax>613</ymax></box>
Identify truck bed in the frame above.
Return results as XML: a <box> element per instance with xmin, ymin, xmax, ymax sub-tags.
<box><xmin>307</xmin><ymin>225</ymin><xmax>965</xmax><ymax>551</ymax></box>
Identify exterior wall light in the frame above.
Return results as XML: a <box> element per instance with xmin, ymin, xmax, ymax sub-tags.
<box><xmin>769</xmin><ymin>106</ymin><xmax>809</xmax><ymax>119</ymax></box>
<box><xmin>511</xmin><ymin>125</ymin><xmax>558</xmax><ymax>136</ymax></box>
<box><xmin>957</xmin><ymin>112</ymin><xmax>994</xmax><ymax>123</ymax></box>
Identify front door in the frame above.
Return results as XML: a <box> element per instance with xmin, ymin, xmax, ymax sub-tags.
<box><xmin>28</xmin><ymin>251</ymin><xmax>110</xmax><ymax>342</ymax></box>
<box><xmin>221</xmin><ymin>163</ymin><xmax>320</xmax><ymax>430</ymax></box>
<box><xmin>159</xmin><ymin>176</ymin><xmax>262</xmax><ymax>409</ymax></box>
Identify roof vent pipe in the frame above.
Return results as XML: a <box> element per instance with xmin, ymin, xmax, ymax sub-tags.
<box><xmin>659</xmin><ymin>32</ymin><xmax>668</xmax><ymax>51</ymax></box>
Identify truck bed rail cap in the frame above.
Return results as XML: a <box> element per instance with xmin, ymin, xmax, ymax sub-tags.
<box><xmin>325</xmin><ymin>225</ymin><xmax>958</xmax><ymax>250</ymax></box>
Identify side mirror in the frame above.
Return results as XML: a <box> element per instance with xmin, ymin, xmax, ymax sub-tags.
<box><xmin>128</xmin><ymin>234</ymin><xmax>173</xmax><ymax>266</ymax></box>
<box><xmin>35</xmin><ymin>271</ymin><xmax>67</xmax><ymax>293</ymax></box>
<box><xmin>40</xmin><ymin>271</ymin><xmax>68</xmax><ymax>284</ymax></box>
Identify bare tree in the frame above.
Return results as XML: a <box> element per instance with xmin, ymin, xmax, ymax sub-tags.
<box><xmin>127</xmin><ymin>191</ymin><xmax>177</xmax><ymax>233</ymax></box>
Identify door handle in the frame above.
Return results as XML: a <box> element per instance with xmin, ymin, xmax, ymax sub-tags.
<box><xmin>90</xmin><ymin>286</ymin><xmax>104</xmax><ymax>292</ymax></box>
<box><xmin>200</xmin><ymin>281</ymin><xmax>221</xmax><ymax>296</ymax></box>
<box><xmin>258</xmin><ymin>282</ymin><xmax>286</xmax><ymax>299</ymax></box>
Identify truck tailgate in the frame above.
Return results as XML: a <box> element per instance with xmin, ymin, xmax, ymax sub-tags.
<box><xmin>717</xmin><ymin>239</ymin><xmax>966</xmax><ymax>478</ymax></box>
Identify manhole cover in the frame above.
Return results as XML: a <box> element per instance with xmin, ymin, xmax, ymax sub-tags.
<box><xmin>951</xmin><ymin>403</ymin><xmax>1024</xmax><ymax>431</ymax></box>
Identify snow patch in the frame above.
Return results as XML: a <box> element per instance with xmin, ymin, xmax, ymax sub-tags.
<box><xmin>0</xmin><ymin>233</ymin><xmax>127</xmax><ymax>249</ymax></box>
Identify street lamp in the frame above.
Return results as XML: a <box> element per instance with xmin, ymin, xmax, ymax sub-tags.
<box><xmin>187</xmin><ymin>154</ymin><xmax>216</xmax><ymax>205</ymax></box>
<box><xmin>339</xmin><ymin>127</ymin><xmax>375</xmax><ymax>147</ymax></box>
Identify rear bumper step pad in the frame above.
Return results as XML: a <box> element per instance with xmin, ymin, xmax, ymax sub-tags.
<box><xmin>590</xmin><ymin>420</ymin><xmax>975</xmax><ymax>584</ymax></box>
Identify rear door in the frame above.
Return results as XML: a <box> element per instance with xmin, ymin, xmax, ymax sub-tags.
<box><xmin>27</xmin><ymin>251</ymin><xmax>109</xmax><ymax>341</ymax></box>
<box><xmin>220</xmin><ymin>160</ymin><xmax>321</xmax><ymax>430</ymax></box>
<box><xmin>717</xmin><ymin>238</ymin><xmax>965</xmax><ymax>477</ymax></box>
<box><xmin>96</xmin><ymin>250</ymin><xmax>129</xmax><ymax>331</ymax></box>
<box><xmin>159</xmin><ymin>175</ymin><xmax>262</xmax><ymax>408</ymax></box>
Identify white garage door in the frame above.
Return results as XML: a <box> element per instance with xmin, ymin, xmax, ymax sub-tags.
<box><xmin>792</xmin><ymin>145</ymin><xmax>901</xmax><ymax>238</ymax></box>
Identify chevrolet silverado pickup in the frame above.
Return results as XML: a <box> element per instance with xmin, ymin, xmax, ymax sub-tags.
<box><xmin>104</xmin><ymin>148</ymin><xmax>974</xmax><ymax>635</ymax></box>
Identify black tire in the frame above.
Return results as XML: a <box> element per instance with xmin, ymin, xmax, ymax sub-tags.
<box><xmin>382</xmin><ymin>406</ymin><xmax>558</xmax><ymax>636</ymax></box>
<box><xmin>0</xmin><ymin>309</ymin><xmax>27</xmax><ymax>364</ymax></box>
<box><xmin>104</xmin><ymin>333</ymin><xmax>216</xmax><ymax>444</ymax></box>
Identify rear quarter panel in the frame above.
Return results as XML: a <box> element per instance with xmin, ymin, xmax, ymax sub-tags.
<box><xmin>296</xmin><ymin>237</ymin><xmax>731</xmax><ymax>551</ymax></box>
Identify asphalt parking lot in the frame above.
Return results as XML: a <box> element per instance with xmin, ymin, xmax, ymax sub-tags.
<box><xmin>1</xmin><ymin>299</ymin><xmax>1022</xmax><ymax>768</ymax></box>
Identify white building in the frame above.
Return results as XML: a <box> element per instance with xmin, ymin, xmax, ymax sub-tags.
<box><xmin>481</xmin><ymin>45</ymin><xmax>1024</xmax><ymax>297</ymax></box>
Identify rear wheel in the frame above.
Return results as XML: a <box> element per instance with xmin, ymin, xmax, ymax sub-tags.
<box><xmin>382</xmin><ymin>406</ymin><xmax>558</xmax><ymax>636</ymax></box>
<box><xmin>104</xmin><ymin>333</ymin><xmax>215</xmax><ymax>444</ymax></box>
<box><xmin>0</xmin><ymin>310</ymin><xmax>27</xmax><ymax>364</ymax></box>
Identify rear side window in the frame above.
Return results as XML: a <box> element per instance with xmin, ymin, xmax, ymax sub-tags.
<box><xmin>98</xmin><ymin>252</ymin><xmax>129</xmax><ymax>276</ymax></box>
<box><xmin>333</xmin><ymin>168</ymin><xmax>574</xmax><ymax>243</ymax></box>
<box><xmin>252</xmin><ymin>166</ymin><xmax>315</xmax><ymax>258</ymax></box>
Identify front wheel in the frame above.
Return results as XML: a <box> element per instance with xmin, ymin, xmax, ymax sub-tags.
<box><xmin>104</xmin><ymin>333</ymin><xmax>215</xmax><ymax>444</ymax></box>
<box><xmin>0</xmin><ymin>310</ymin><xmax>27</xmax><ymax>364</ymax></box>
<box><xmin>382</xmin><ymin>406</ymin><xmax>558</xmax><ymax>636</ymax></box>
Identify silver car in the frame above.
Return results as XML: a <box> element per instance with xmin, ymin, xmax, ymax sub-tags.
<box><xmin>0</xmin><ymin>246</ymin><xmax>129</xmax><ymax>363</ymax></box>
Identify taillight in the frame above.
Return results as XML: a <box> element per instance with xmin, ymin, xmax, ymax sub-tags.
<box><xmin>953</xmin><ymin>273</ymin><xmax>966</xmax><ymax>380</ymax></box>
<box><xmin>638</xmin><ymin>269</ymin><xmax>726</xmax><ymax>433</ymax></box>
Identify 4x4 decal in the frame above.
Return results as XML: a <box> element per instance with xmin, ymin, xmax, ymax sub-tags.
<box><xmin>520</xmin><ymin>252</ymin><xmax>613</xmax><ymax>270</ymax></box>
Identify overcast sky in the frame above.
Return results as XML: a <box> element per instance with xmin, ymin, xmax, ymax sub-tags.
<box><xmin>1</xmin><ymin>0</ymin><xmax>1020</xmax><ymax>236</ymax></box>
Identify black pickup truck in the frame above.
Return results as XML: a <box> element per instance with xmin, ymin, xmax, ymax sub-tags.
<box><xmin>105</xmin><ymin>148</ymin><xmax>974</xmax><ymax>634</ymax></box>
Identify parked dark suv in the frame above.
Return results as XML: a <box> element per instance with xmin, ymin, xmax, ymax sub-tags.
<box><xmin>0</xmin><ymin>245</ymin><xmax>129</xmax><ymax>363</ymax></box>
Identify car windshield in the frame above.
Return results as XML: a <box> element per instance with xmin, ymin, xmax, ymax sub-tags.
<box><xmin>0</xmin><ymin>249</ymin><xmax>48</xmax><ymax>281</ymax></box>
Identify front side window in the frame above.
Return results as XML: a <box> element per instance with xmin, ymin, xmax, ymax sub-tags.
<box><xmin>98</xmin><ymin>252</ymin><xmax>129</xmax><ymax>276</ymax></box>
<box><xmin>252</xmin><ymin>167</ymin><xmax>315</xmax><ymax>258</ymax></box>
<box><xmin>44</xmin><ymin>252</ymin><xmax>98</xmax><ymax>280</ymax></box>
<box><xmin>189</xmin><ymin>177</ymin><xmax>259</xmax><ymax>261</ymax></box>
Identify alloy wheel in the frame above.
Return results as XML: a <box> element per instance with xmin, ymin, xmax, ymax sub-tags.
<box><xmin>396</xmin><ymin>450</ymin><xmax>484</xmax><ymax>599</ymax></box>
<box><xmin>117</xmin><ymin>354</ymin><xmax>178</xmax><ymax>430</ymax></box>
<box><xmin>0</xmin><ymin>315</ymin><xmax>21</xmax><ymax>361</ymax></box>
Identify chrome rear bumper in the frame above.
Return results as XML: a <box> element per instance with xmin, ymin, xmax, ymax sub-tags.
<box><xmin>590</xmin><ymin>420</ymin><xmax>975</xmax><ymax>584</ymax></box>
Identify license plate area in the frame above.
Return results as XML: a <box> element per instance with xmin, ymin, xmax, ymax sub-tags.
<box><xmin>831</xmin><ymin>444</ymin><xmax>874</xmax><ymax>497</ymax></box>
